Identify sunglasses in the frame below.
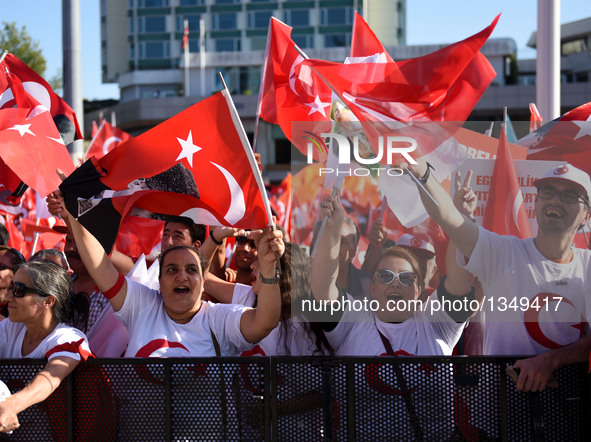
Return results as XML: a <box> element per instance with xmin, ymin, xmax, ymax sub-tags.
<box><xmin>8</xmin><ymin>281</ymin><xmax>48</xmax><ymax>298</ymax></box>
<box><xmin>537</xmin><ymin>186</ymin><xmax>587</xmax><ymax>205</ymax></box>
<box><xmin>0</xmin><ymin>263</ymin><xmax>15</xmax><ymax>272</ymax></box>
<box><xmin>374</xmin><ymin>269</ymin><xmax>417</xmax><ymax>287</ymax></box>
<box><xmin>235</xmin><ymin>236</ymin><xmax>256</xmax><ymax>249</ymax></box>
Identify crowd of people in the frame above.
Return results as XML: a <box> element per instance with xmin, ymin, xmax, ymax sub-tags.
<box><xmin>0</xmin><ymin>157</ymin><xmax>590</xmax><ymax>438</ymax></box>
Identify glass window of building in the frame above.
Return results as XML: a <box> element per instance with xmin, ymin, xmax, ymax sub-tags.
<box><xmin>139</xmin><ymin>0</ymin><xmax>168</xmax><ymax>7</ymax></box>
<box><xmin>292</xmin><ymin>34</ymin><xmax>313</xmax><ymax>49</ymax></box>
<box><xmin>128</xmin><ymin>17</ymin><xmax>135</xmax><ymax>34</ymax></box>
<box><xmin>139</xmin><ymin>16</ymin><xmax>167</xmax><ymax>33</ymax></box>
<box><xmin>211</xmin><ymin>13</ymin><xmax>237</xmax><ymax>30</ymax></box>
<box><xmin>320</xmin><ymin>7</ymin><xmax>353</xmax><ymax>25</ymax></box>
<box><xmin>215</xmin><ymin>38</ymin><xmax>241</xmax><ymax>52</ymax></box>
<box><xmin>177</xmin><ymin>14</ymin><xmax>200</xmax><ymax>32</ymax></box>
<box><xmin>179</xmin><ymin>0</ymin><xmax>204</xmax><ymax>5</ymax></box>
<box><xmin>248</xmin><ymin>11</ymin><xmax>273</xmax><ymax>29</ymax></box>
<box><xmin>324</xmin><ymin>33</ymin><xmax>350</xmax><ymax>48</ymax></box>
<box><xmin>140</xmin><ymin>41</ymin><xmax>170</xmax><ymax>58</ymax></box>
<box><xmin>215</xmin><ymin>0</ymin><xmax>238</xmax><ymax>4</ymax></box>
<box><xmin>284</xmin><ymin>9</ymin><xmax>309</xmax><ymax>27</ymax></box>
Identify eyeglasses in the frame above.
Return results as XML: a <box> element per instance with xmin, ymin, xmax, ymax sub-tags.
<box><xmin>8</xmin><ymin>281</ymin><xmax>48</xmax><ymax>298</ymax></box>
<box><xmin>374</xmin><ymin>269</ymin><xmax>417</xmax><ymax>287</ymax></box>
<box><xmin>236</xmin><ymin>236</ymin><xmax>256</xmax><ymax>249</ymax></box>
<box><xmin>537</xmin><ymin>186</ymin><xmax>588</xmax><ymax>205</ymax></box>
<box><xmin>0</xmin><ymin>263</ymin><xmax>15</xmax><ymax>272</ymax></box>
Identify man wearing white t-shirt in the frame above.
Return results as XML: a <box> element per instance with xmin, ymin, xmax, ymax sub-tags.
<box><xmin>406</xmin><ymin>161</ymin><xmax>591</xmax><ymax>392</ymax></box>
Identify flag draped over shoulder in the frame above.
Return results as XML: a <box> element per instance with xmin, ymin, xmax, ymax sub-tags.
<box><xmin>60</xmin><ymin>90</ymin><xmax>270</xmax><ymax>252</ymax></box>
<box><xmin>0</xmin><ymin>69</ymin><xmax>75</xmax><ymax>201</ymax></box>
<box><xmin>483</xmin><ymin>127</ymin><xmax>532</xmax><ymax>238</ymax></box>
<box><xmin>522</xmin><ymin>102</ymin><xmax>591</xmax><ymax>176</ymax></box>
<box><xmin>257</xmin><ymin>17</ymin><xmax>332</xmax><ymax>161</ymax></box>
<box><xmin>85</xmin><ymin>120</ymin><xmax>132</xmax><ymax>161</ymax></box>
<box><xmin>0</xmin><ymin>53</ymin><xmax>82</xmax><ymax>144</ymax></box>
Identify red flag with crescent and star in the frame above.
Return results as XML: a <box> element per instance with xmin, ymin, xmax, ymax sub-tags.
<box><xmin>0</xmin><ymin>82</ymin><xmax>75</xmax><ymax>200</ymax></box>
<box><xmin>85</xmin><ymin>120</ymin><xmax>132</xmax><ymax>161</ymax></box>
<box><xmin>0</xmin><ymin>53</ymin><xmax>82</xmax><ymax>144</ymax></box>
<box><xmin>257</xmin><ymin>17</ymin><xmax>332</xmax><ymax>162</ymax></box>
<box><xmin>59</xmin><ymin>90</ymin><xmax>270</xmax><ymax>252</ymax></box>
<box><xmin>522</xmin><ymin>101</ymin><xmax>591</xmax><ymax>176</ymax></box>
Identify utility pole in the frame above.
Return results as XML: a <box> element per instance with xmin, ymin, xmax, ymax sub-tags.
<box><xmin>63</xmin><ymin>0</ymin><xmax>84</xmax><ymax>161</ymax></box>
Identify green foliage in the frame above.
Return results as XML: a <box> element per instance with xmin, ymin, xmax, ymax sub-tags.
<box><xmin>0</xmin><ymin>21</ymin><xmax>46</xmax><ymax>77</ymax></box>
<box><xmin>48</xmin><ymin>69</ymin><xmax>63</xmax><ymax>95</ymax></box>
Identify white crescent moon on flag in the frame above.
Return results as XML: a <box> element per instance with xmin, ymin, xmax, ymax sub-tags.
<box><xmin>180</xmin><ymin>162</ymin><xmax>246</xmax><ymax>225</ymax></box>
<box><xmin>22</xmin><ymin>81</ymin><xmax>51</xmax><ymax>110</ymax></box>
<box><xmin>512</xmin><ymin>192</ymin><xmax>524</xmax><ymax>232</ymax></box>
<box><xmin>0</xmin><ymin>89</ymin><xmax>14</xmax><ymax>108</ymax></box>
<box><xmin>288</xmin><ymin>55</ymin><xmax>304</xmax><ymax>96</ymax></box>
<box><xmin>103</xmin><ymin>136</ymin><xmax>122</xmax><ymax>155</ymax></box>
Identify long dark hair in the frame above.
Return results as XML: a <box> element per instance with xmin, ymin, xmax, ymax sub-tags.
<box><xmin>276</xmin><ymin>243</ymin><xmax>333</xmax><ymax>356</ymax></box>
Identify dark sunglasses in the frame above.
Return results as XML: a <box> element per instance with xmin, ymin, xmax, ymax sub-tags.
<box><xmin>235</xmin><ymin>236</ymin><xmax>256</xmax><ymax>249</ymax></box>
<box><xmin>0</xmin><ymin>263</ymin><xmax>15</xmax><ymax>272</ymax></box>
<box><xmin>374</xmin><ymin>269</ymin><xmax>417</xmax><ymax>287</ymax></box>
<box><xmin>8</xmin><ymin>281</ymin><xmax>48</xmax><ymax>298</ymax></box>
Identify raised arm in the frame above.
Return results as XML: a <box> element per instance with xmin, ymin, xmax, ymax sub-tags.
<box><xmin>361</xmin><ymin>217</ymin><xmax>387</xmax><ymax>275</ymax></box>
<box><xmin>0</xmin><ymin>356</ymin><xmax>79</xmax><ymax>433</ymax></box>
<box><xmin>406</xmin><ymin>161</ymin><xmax>479</xmax><ymax>259</ymax></box>
<box><xmin>310</xmin><ymin>192</ymin><xmax>344</xmax><ymax>303</ymax></box>
<box><xmin>239</xmin><ymin>227</ymin><xmax>283</xmax><ymax>344</ymax></box>
<box><xmin>47</xmin><ymin>191</ymin><xmax>127</xmax><ymax>312</ymax></box>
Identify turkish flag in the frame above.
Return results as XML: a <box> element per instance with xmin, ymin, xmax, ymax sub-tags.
<box><xmin>350</xmin><ymin>12</ymin><xmax>394</xmax><ymax>62</ymax></box>
<box><xmin>307</xmin><ymin>14</ymin><xmax>498</xmax><ymax>127</ymax></box>
<box><xmin>258</xmin><ymin>17</ymin><xmax>332</xmax><ymax>161</ymax></box>
<box><xmin>85</xmin><ymin>120</ymin><xmax>132</xmax><ymax>161</ymax></box>
<box><xmin>0</xmin><ymin>106</ymin><xmax>75</xmax><ymax>198</ymax></box>
<box><xmin>60</xmin><ymin>90</ymin><xmax>270</xmax><ymax>252</ymax></box>
<box><xmin>269</xmin><ymin>172</ymin><xmax>292</xmax><ymax>235</ymax></box>
<box><xmin>522</xmin><ymin>101</ymin><xmax>591</xmax><ymax>176</ymax></box>
<box><xmin>483</xmin><ymin>127</ymin><xmax>532</xmax><ymax>238</ymax></box>
<box><xmin>0</xmin><ymin>53</ymin><xmax>82</xmax><ymax>144</ymax></box>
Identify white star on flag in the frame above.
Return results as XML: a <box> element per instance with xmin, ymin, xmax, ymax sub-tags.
<box><xmin>176</xmin><ymin>130</ymin><xmax>202</xmax><ymax>167</ymax></box>
<box><xmin>8</xmin><ymin>124</ymin><xmax>35</xmax><ymax>137</ymax></box>
<box><xmin>572</xmin><ymin>117</ymin><xmax>591</xmax><ymax>140</ymax></box>
<box><xmin>304</xmin><ymin>95</ymin><xmax>331</xmax><ymax>117</ymax></box>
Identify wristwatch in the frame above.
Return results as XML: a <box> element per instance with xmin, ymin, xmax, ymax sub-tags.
<box><xmin>259</xmin><ymin>271</ymin><xmax>280</xmax><ymax>284</ymax></box>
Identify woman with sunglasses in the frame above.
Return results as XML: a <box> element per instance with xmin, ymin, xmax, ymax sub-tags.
<box><xmin>311</xmin><ymin>193</ymin><xmax>478</xmax><ymax>440</ymax></box>
<box><xmin>0</xmin><ymin>246</ymin><xmax>26</xmax><ymax>320</ymax></box>
<box><xmin>0</xmin><ymin>261</ymin><xmax>92</xmax><ymax>435</ymax></box>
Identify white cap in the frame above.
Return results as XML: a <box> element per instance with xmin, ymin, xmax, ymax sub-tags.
<box><xmin>533</xmin><ymin>163</ymin><xmax>591</xmax><ymax>201</ymax></box>
<box><xmin>396</xmin><ymin>233</ymin><xmax>435</xmax><ymax>257</ymax></box>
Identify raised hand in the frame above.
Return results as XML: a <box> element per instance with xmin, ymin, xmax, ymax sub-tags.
<box><xmin>453</xmin><ymin>170</ymin><xmax>477</xmax><ymax>218</ymax></box>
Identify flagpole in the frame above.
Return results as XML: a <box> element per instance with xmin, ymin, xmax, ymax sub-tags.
<box><xmin>184</xmin><ymin>19</ymin><xmax>190</xmax><ymax>97</ymax></box>
<box><xmin>0</xmin><ymin>50</ymin><xmax>8</xmax><ymax>64</ymax></box>
<box><xmin>218</xmin><ymin>72</ymin><xmax>282</xmax><ymax>273</ymax></box>
<box><xmin>293</xmin><ymin>45</ymin><xmax>438</xmax><ymax>208</ymax></box>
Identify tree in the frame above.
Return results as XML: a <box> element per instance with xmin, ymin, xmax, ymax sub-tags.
<box><xmin>0</xmin><ymin>21</ymin><xmax>46</xmax><ymax>76</ymax></box>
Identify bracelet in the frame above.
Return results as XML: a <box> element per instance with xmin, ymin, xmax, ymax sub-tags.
<box><xmin>209</xmin><ymin>230</ymin><xmax>223</xmax><ymax>246</ymax></box>
<box><xmin>259</xmin><ymin>271</ymin><xmax>280</xmax><ymax>284</ymax></box>
<box><xmin>417</xmin><ymin>162</ymin><xmax>435</xmax><ymax>184</ymax></box>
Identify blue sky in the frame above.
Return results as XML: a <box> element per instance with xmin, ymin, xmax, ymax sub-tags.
<box><xmin>3</xmin><ymin>1</ymin><xmax>590</xmax><ymax>101</ymax></box>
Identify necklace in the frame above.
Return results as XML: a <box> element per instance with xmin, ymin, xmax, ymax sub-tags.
<box><xmin>168</xmin><ymin>312</ymin><xmax>196</xmax><ymax>324</ymax></box>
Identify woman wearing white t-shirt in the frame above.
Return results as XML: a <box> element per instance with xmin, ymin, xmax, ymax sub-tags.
<box><xmin>0</xmin><ymin>261</ymin><xmax>92</xmax><ymax>436</ymax></box>
<box><xmin>311</xmin><ymin>192</ymin><xmax>477</xmax><ymax>440</ymax></box>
